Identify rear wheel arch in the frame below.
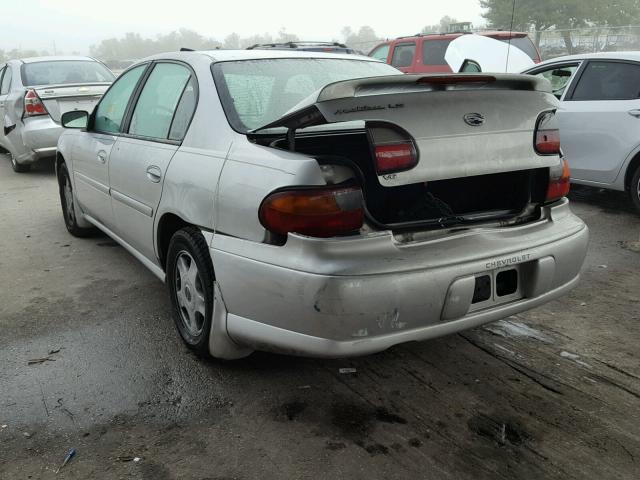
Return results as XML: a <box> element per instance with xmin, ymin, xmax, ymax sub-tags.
<box><xmin>157</xmin><ymin>213</ymin><xmax>191</xmax><ymax>270</ymax></box>
<box><xmin>624</xmin><ymin>151</ymin><xmax>640</xmax><ymax>191</ymax></box>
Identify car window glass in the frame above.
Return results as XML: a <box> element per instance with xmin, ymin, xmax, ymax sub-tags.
<box><xmin>168</xmin><ymin>76</ymin><xmax>197</xmax><ymax>141</ymax></box>
<box><xmin>370</xmin><ymin>44</ymin><xmax>390</xmax><ymax>62</ymax></box>
<box><xmin>495</xmin><ymin>37</ymin><xmax>538</xmax><ymax>61</ymax></box>
<box><xmin>422</xmin><ymin>39</ymin><xmax>453</xmax><ymax>65</ymax></box>
<box><xmin>572</xmin><ymin>61</ymin><xmax>640</xmax><ymax>101</ymax></box>
<box><xmin>129</xmin><ymin>63</ymin><xmax>192</xmax><ymax>140</ymax></box>
<box><xmin>391</xmin><ymin>43</ymin><xmax>416</xmax><ymax>68</ymax></box>
<box><xmin>534</xmin><ymin>64</ymin><xmax>578</xmax><ymax>98</ymax></box>
<box><xmin>0</xmin><ymin>67</ymin><xmax>6</xmax><ymax>94</ymax></box>
<box><xmin>21</xmin><ymin>61</ymin><xmax>115</xmax><ymax>86</ymax></box>
<box><xmin>94</xmin><ymin>65</ymin><xmax>146</xmax><ymax>134</ymax></box>
<box><xmin>214</xmin><ymin>58</ymin><xmax>400</xmax><ymax>131</ymax></box>
<box><xmin>1</xmin><ymin>67</ymin><xmax>11</xmax><ymax>94</ymax></box>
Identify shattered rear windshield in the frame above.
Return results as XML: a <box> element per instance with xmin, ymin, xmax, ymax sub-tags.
<box><xmin>212</xmin><ymin>58</ymin><xmax>400</xmax><ymax>132</ymax></box>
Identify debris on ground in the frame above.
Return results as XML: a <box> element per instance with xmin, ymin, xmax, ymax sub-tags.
<box><xmin>48</xmin><ymin>348</ymin><xmax>61</xmax><ymax>355</ymax></box>
<box><xmin>339</xmin><ymin>368</ymin><xmax>357</xmax><ymax>374</ymax></box>
<box><xmin>23</xmin><ymin>432</ymin><xmax>31</xmax><ymax>438</ymax></box>
<box><xmin>55</xmin><ymin>447</ymin><xmax>77</xmax><ymax>473</ymax></box>
<box><xmin>27</xmin><ymin>357</ymin><xmax>56</xmax><ymax>365</ymax></box>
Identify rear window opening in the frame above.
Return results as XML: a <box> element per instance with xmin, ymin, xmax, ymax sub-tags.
<box><xmin>253</xmin><ymin>128</ymin><xmax>549</xmax><ymax>232</ymax></box>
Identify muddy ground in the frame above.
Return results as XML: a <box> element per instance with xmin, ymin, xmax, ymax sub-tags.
<box><xmin>0</xmin><ymin>155</ymin><xmax>638</xmax><ymax>480</ymax></box>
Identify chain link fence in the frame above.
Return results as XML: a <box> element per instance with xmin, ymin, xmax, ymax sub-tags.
<box><xmin>537</xmin><ymin>26</ymin><xmax>640</xmax><ymax>60</ymax></box>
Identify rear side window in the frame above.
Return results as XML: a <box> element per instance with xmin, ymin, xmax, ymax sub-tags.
<box><xmin>21</xmin><ymin>60</ymin><xmax>115</xmax><ymax>86</ymax></box>
<box><xmin>168</xmin><ymin>77</ymin><xmax>197</xmax><ymax>141</ymax></box>
<box><xmin>495</xmin><ymin>37</ymin><xmax>538</xmax><ymax>61</ymax></box>
<box><xmin>1</xmin><ymin>68</ymin><xmax>11</xmax><ymax>94</ymax></box>
<box><xmin>571</xmin><ymin>61</ymin><xmax>640</xmax><ymax>101</ymax></box>
<box><xmin>129</xmin><ymin>63</ymin><xmax>192</xmax><ymax>140</ymax></box>
<box><xmin>422</xmin><ymin>39</ymin><xmax>453</xmax><ymax>65</ymax></box>
<box><xmin>391</xmin><ymin>43</ymin><xmax>416</xmax><ymax>68</ymax></box>
<box><xmin>370</xmin><ymin>44</ymin><xmax>390</xmax><ymax>62</ymax></box>
<box><xmin>94</xmin><ymin>65</ymin><xmax>146</xmax><ymax>134</ymax></box>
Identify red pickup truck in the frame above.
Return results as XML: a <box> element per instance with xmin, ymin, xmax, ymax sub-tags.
<box><xmin>369</xmin><ymin>31</ymin><xmax>541</xmax><ymax>73</ymax></box>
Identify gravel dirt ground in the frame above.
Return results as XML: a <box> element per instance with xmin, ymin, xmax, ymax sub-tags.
<box><xmin>0</xmin><ymin>155</ymin><xmax>639</xmax><ymax>480</ymax></box>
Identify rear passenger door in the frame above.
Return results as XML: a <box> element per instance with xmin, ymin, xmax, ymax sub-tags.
<box><xmin>389</xmin><ymin>42</ymin><xmax>416</xmax><ymax>73</ymax></box>
<box><xmin>560</xmin><ymin>60</ymin><xmax>640</xmax><ymax>184</ymax></box>
<box><xmin>109</xmin><ymin>61</ymin><xmax>197</xmax><ymax>263</ymax></box>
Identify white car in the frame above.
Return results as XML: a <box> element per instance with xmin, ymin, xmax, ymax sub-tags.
<box><xmin>524</xmin><ymin>52</ymin><xmax>640</xmax><ymax>211</ymax></box>
<box><xmin>55</xmin><ymin>50</ymin><xmax>588</xmax><ymax>359</ymax></box>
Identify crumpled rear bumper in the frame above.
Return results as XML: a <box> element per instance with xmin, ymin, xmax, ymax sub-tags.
<box><xmin>210</xmin><ymin>199</ymin><xmax>588</xmax><ymax>358</ymax></box>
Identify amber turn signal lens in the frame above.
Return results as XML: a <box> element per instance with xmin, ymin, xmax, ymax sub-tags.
<box><xmin>259</xmin><ymin>186</ymin><xmax>364</xmax><ymax>238</ymax></box>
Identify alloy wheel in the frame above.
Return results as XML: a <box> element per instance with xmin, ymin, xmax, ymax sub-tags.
<box><xmin>174</xmin><ymin>251</ymin><xmax>206</xmax><ymax>337</ymax></box>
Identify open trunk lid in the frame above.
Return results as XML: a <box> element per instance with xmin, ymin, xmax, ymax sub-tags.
<box><xmin>254</xmin><ymin>73</ymin><xmax>559</xmax><ymax>185</ymax></box>
<box><xmin>34</xmin><ymin>83</ymin><xmax>110</xmax><ymax>122</ymax></box>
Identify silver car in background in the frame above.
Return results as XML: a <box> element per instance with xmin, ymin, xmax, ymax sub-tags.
<box><xmin>524</xmin><ymin>52</ymin><xmax>640</xmax><ymax>211</ymax></box>
<box><xmin>55</xmin><ymin>50</ymin><xmax>588</xmax><ymax>359</ymax></box>
<box><xmin>0</xmin><ymin>56</ymin><xmax>114</xmax><ymax>172</ymax></box>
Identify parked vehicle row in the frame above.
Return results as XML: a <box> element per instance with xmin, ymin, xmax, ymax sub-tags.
<box><xmin>369</xmin><ymin>31</ymin><xmax>541</xmax><ymax>73</ymax></box>
<box><xmin>524</xmin><ymin>52</ymin><xmax>640</xmax><ymax>210</ymax></box>
<box><xmin>54</xmin><ymin>50</ymin><xmax>588</xmax><ymax>359</ymax></box>
<box><xmin>0</xmin><ymin>56</ymin><xmax>114</xmax><ymax>172</ymax></box>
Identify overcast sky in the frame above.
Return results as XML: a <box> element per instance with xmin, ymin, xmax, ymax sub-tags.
<box><xmin>1</xmin><ymin>0</ymin><xmax>484</xmax><ymax>53</ymax></box>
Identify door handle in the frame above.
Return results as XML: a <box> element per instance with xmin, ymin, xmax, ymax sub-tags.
<box><xmin>628</xmin><ymin>109</ymin><xmax>640</xmax><ymax>118</ymax></box>
<box><xmin>97</xmin><ymin>150</ymin><xmax>107</xmax><ymax>163</ymax></box>
<box><xmin>146</xmin><ymin>165</ymin><xmax>162</xmax><ymax>183</ymax></box>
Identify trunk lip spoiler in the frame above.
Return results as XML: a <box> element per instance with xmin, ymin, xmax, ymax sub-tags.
<box><xmin>250</xmin><ymin>73</ymin><xmax>551</xmax><ymax>133</ymax></box>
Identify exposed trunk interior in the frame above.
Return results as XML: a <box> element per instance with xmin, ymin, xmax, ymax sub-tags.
<box><xmin>253</xmin><ymin>129</ymin><xmax>549</xmax><ymax>231</ymax></box>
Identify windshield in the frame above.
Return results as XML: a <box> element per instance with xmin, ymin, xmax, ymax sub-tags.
<box><xmin>212</xmin><ymin>58</ymin><xmax>400</xmax><ymax>132</ymax></box>
<box><xmin>21</xmin><ymin>60</ymin><xmax>115</xmax><ymax>87</ymax></box>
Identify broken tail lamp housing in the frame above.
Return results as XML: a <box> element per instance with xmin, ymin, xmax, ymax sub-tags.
<box><xmin>24</xmin><ymin>89</ymin><xmax>48</xmax><ymax>117</ymax></box>
<box><xmin>367</xmin><ymin>123</ymin><xmax>418</xmax><ymax>175</ymax></box>
<box><xmin>259</xmin><ymin>185</ymin><xmax>364</xmax><ymax>238</ymax></box>
<box><xmin>546</xmin><ymin>158</ymin><xmax>571</xmax><ymax>202</ymax></box>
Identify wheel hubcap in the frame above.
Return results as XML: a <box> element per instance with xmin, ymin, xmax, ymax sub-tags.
<box><xmin>174</xmin><ymin>251</ymin><xmax>206</xmax><ymax>337</ymax></box>
<box><xmin>63</xmin><ymin>175</ymin><xmax>75</xmax><ymax>224</ymax></box>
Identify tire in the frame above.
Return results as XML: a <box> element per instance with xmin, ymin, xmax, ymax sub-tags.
<box><xmin>167</xmin><ymin>227</ymin><xmax>215</xmax><ymax>356</ymax></box>
<box><xmin>10</xmin><ymin>152</ymin><xmax>30</xmax><ymax>173</ymax></box>
<box><xmin>630</xmin><ymin>165</ymin><xmax>640</xmax><ymax>213</ymax></box>
<box><xmin>57</xmin><ymin>162</ymin><xmax>95</xmax><ymax>237</ymax></box>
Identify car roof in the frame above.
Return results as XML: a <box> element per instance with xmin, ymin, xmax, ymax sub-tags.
<box><xmin>19</xmin><ymin>55</ymin><xmax>97</xmax><ymax>64</ymax></box>
<box><xmin>536</xmin><ymin>51</ymin><xmax>640</xmax><ymax>65</ymax></box>
<box><xmin>142</xmin><ymin>49</ymin><xmax>375</xmax><ymax>63</ymax></box>
<box><xmin>388</xmin><ymin>31</ymin><xmax>530</xmax><ymax>42</ymax></box>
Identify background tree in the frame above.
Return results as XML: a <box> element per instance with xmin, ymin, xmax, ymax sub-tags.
<box><xmin>421</xmin><ymin>16</ymin><xmax>459</xmax><ymax>34</ymax></box>
<box><xmin>481</xmin><ymin>0</ymin><xmax>640</xmax><ymax>52</ymax></box>
<box><xmin>341</xmin><ymin>26</ymin><xmax>382</xmax><ymax>53</ymax></box>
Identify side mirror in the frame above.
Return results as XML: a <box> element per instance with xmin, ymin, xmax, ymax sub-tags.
<box><xmin>61</xmin><ymin>110</ymin><xmax>88</xmax><ymax>129</ymax></box>
<box><xmin>459</xmin><ymin>59</ymin><xmax>482</xmax><ymax>73</ymax></box>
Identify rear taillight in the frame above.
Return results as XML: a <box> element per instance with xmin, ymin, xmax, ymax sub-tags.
<box><xmin>259</xmin><ymin>186</ymin><xmax>364</xmax><ymax>238</ymax></box>
<box><xmin>546</xmin><ymin>158</ymin><xmax>570</xmax><ymax>202</ymax></box>
<box><xmin>24</xmin><ymin>89</ymin><xmax>48</xmax><ymax>117</ymax></box>
<box><xmin>374</xmin><ymin>142</ymin><xmax>417</xmax><ymax>174</ymax></box>
<box><xmin>535</xmin><ymin>111</ymin><xmax>560</xmax><ymax>155</ymax></box>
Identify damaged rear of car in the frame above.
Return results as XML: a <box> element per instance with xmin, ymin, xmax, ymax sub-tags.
<box><xmin>208</xmin><ymin>55</ymin><xmax>588</xmax><ymax>358</ymax></box>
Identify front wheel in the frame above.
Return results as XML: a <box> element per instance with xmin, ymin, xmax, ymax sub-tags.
<box><xmin>57</xmin><ymin>163</ymin><xmax>94</xmax><ymax>237</ymax></box>
<box><xmin>630</xmin><ymin>165</ymin><xmax>640</xmax><ymax>213</ymax></box>
<box><xmin>167</xmin><ymin>227</ymin><xmax>215</xmax><ymax>356</ymax></box>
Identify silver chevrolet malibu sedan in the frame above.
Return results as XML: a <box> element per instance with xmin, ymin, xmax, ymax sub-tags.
<box><xmin>55</xmin><ymin>50</ymin><xmax>588</xmax><ymax>359</ymax></box>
